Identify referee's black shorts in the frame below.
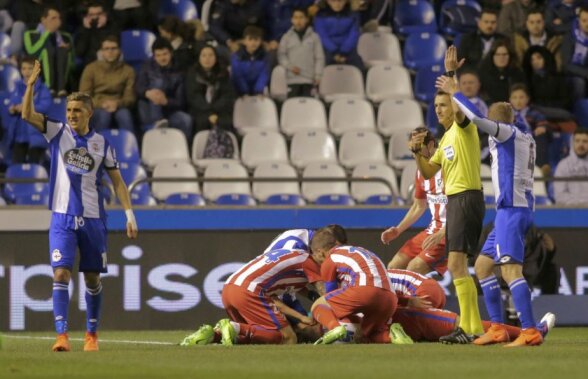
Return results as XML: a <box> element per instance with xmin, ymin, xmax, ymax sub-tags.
<box><xmin>446</xmin><ymin>190</ymin><xmax>485</xmax><ymax>256</ymax></box>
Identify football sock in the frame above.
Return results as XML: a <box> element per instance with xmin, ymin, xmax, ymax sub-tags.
<box><xmin>238</xmin><ymin>324</ymin><xmax>282</xmax><ymax>344</ymax></box>
<box><xmin>311</xmin><ymin>304</ymin><xmax>340</xmax><ymax>330</ymax></box>
<box><xmin>509</xmin><ymin>277</ymin><xmax>535</xmax><ymax>329</ymax></box>
<box><xmin>481</xmin><ymin>320</ymin><xmax>521</xmax><ymax>340</ymax></box>
<box><xmin>479</xmin><ymin>275</ymin><xmax>504</xmax><ymax>323</ymax></box>
<box><xmin>454</xmin><ymin>276</ymin><xmax>484</xmax><ymax>335</ymax></box>
<box><xmin>85</xmin><ymin>282</ymin><xmax>103</xmax><ymax>333</ymax></box>
<box><xmin>52</xmin><ymin>281</ymin><xmax>69</xmax><ymax>334</ymax></box>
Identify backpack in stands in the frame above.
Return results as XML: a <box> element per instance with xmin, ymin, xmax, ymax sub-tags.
<box><xmin>203</xmin><ymin>126</ymin><xmax>234</xmax><ymax>159</ymax></box>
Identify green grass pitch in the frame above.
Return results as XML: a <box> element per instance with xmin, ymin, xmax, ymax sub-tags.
<box><xmin>1</xmin><ymin>329</ymin><xmax>588</xmax><ymax>379</ymax></box>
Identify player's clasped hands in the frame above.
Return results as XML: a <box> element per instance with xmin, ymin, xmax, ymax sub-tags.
<box><xmin>409</xmin><ymin>131</ymin><xmax>427</xmax><ymax>154</ymax></box>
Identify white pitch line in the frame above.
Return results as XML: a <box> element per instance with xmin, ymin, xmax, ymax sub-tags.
<box><xmin>2</xmin><ymin>335</ymin><xmax>176</xmax><ymax>345</ymax></box>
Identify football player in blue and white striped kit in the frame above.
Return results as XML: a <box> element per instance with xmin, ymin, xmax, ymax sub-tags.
<box><xmin>437</xmin><ymin>75</ymin><xmax>553</xmax><ymax>347</ymax></box>
<box><xmin>22</xmin><ymin>61</ymin><xmax>139</xmax><ymax>352</ymax></box>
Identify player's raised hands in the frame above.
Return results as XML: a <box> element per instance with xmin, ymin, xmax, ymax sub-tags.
<box><xmin>27</xmin><ymin>60</ymin><xmax>42</xmax><ymax>87</ymax></box>
<box><xmin>381</xmin><ymin>227</ymin><xmax>401</xmax><ymax>244</ymax></box>
<box><xmin>435</xmin><ymin>75</ymin><xmax>457</xmax><ymax>95</ymax></box>
<box><xmin>444</xmin><ymin>45</ymin><xmax>464</xmax><ymax>72</ymax></box>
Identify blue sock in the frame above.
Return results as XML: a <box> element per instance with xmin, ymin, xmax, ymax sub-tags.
<box><xmin>479</xmin><ymin>275</ymin><xmax>504</xmax><ymax>323</ymax></box>
<box><xmin>509</xmin><ymin>278</ymin><xmax>535</xmax><ymax>329</ymax></box>
<box><xmin>52</xmin><ymin>281</ymin><xmax>69</xmax><ymax>334</ymax></box>
<box><xmin>85</xmin><ymin>282</ymin><xmax>103</xmax><ymax>333</ymax></box>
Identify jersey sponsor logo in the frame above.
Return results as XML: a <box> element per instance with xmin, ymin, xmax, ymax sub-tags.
<box><xmin>426</xmin><ymin>194</ymin><xmax>448</xmax><ymax>204</ymax></box>
<box><xmin>64</xmin><ymin>147</ymin><xmax>96</xmax><ymax>174</ymax></box>
<box><xmin>443</xmin><ymin>145</ymin><xmax>455</xmax><ymax>161</ymax></box>
<box><xmin>52</xmin><ymin>249</ymin><xmax>62</xmax><ymax>262</ymax></box>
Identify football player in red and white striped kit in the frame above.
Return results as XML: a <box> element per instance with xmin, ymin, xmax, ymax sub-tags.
<box><xmin>387</xmin><ymin>268</ymin><xmax>447</xmax><ymax>309</ymax></box>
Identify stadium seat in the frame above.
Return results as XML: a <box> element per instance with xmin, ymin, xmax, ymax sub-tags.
<box><xmin>351</xmin><ymin>162</ymin><xmax>400</xmax><ymax>203</ymax></box>
<box><xmin>573</xmin><ymin>99</ymin><xmax>588</xmax><ymax>128</ymax></box>
<box><xmin>265</xmin><ymin>194</ymin><xmax>306</xmax><ymax>205</ymax></box>
<box><xmin>338</xmin><ymin>131</ymin><xmax>386</xmax><ymax>169</ymax></box>
<box><xmin>414</xmin><ymin>64</ymin><xmax>444</xmax><ymax>103</ymax></box>
<box><xmin>142</xmin><ymin>128</ymin><xmax>190</xmax><ymax>168</ymax></box>
<box><xmin>329</xmin><ymin>98</ymin><xmax>376</xmax><ymax>137</ymax></box>
<box><xmin>319</xmin><ymin>64</ymin><xmax>365</xmax><ymax>103</ymax></box>
<box><xmin>301</xmin><ymin>162</ymin><xmax>349</xmax><ymax>202</ymax></box>
<box><xmin>14</xmin><ymin>189</ymin><xmax>50</xmax><ymax>206</ymax></box>
<box><xmin>0</xmin><ymin>64</ymin><xmax>19</xmax><ymax>92</ymax></box>
<box><xmin>202</xmin><ymin>161</ymin><xmax>251</xmax><ymax>202</ymax></box>
<box><xmin>120</xmin><ymin>30</ymin><xmax>156</xmax><ymax>71</ymax></box>
<box><xmin>393</xmin><ymin>0</ymin><xmax>438</xmax><ymax>36</ymax></box>
<box><xmin>47</xmin><ymin>97</ymin><xmax>67</xmax><ymax>123</ymax></box>
<box><xmin>533</xmin><ymin>165</ymin><xmax>552</xmax><ymax>205</ymax></box>
<box><xmin>159</xmin><ymin>0</ymin><xmax>198</xmax><ymax>21</ymax></box>
<box><xmin>191</xmin><ymin>129</ymin><xmax>239</xmax><ymax>171</ymax></box>
<box><xmin>216</xmin><ymin>193</ymin><xmax>256</xmax><ymax>206</ymax></box>
<box><xmin>403</xmin><ymin>32</ymin><xmax>447</xmax><ymax>71</ymax></box>
<box><xmin>233</xmin><ymin>96</ymin><xmax>279</xmax><ymax>135</ymax></box>
<box><xmin>280</xmin><ymin>97</ymin><xmax>327</xmax><ymax>137</ymax></box>
<box><xmin>151</xmin><ymin>160</ymin><xmax>200</xmax><ymax>201</ymax></box>
<box><xmin>426</xmin><ymin>100</ymin><xmax>440</xmax><ymax>135</ymax></box>
<box><xmin>290</xmin><ymin>130</ymin><xmax>337</xmax><ymax>169</ymax></box>
<box><xmin>241</xmin><ymin>130</ymin><xmax>289</xmax><ymax>170</ymax></box>
<box><xmin>165</xmin><ymin>193</ymin><xmax>206</xmax><ymax>206</ymax></box>
<box><xmin>0</xmin><ymin>32</ymin><xmax>11</xmax><ymax>59</ymax></box>
<box><xmin>357</xmin><ymin>32</ymin><xmax>402</xmax><ymax>67</ymax></box>
<box><xmin>481</xmin><ymin>163</ymin><xmax>494</xmax><ymax>204</ymax></box>
<box><xmin>439</xmin><ymin>0</ymin><xmax>481</xmax><ymax>36</ymax></box>
<box><xmin>270</xmin><ymin>65</ymin><xmax>288</xmax><ymax>102</ymax></box>
<box><xmin>388</xmin><ymin>129</ymin><xmax>416</xmax><ymax>170</ymax></box>
<box><xmin>315</xmin><ymin>194</ymin><xmax>355</xmax><ymax>206</ymax></box>
<box><xmin>399</xmin><ymin>160</ymin><xmax>417</xmax><ymax>202</ymax></box>
<box><xmin>99</xmin><ymin>129</ymin><xmax>140</xmax><ymax>164</ymax></box>
<box><xmin>130</xmin><ymin>189</ymin><xmax>158</xmax><ymax>206</ymax></box>
<box><xmin>365</xmin><ymin>64</ymin><xmax>413</xmax><ymax>103</ymax></box>
<box><xmin>100</xmin><ymin>161</ymin><xmax>151</xmax><ymax>204</ymax></box>
<box><xmin>377</xmin><ymin>98</ymin><xmax>424</xmax><ymax>137</ymax></box>
<box><xmin>252</xmin><ymin>162</ymin><xmax>301</xmax><ymax>203</ymax></box>
<box><xmin>3</xmin><ymin>163</ymin><xmax>48</xmax><ymax>203</ymax></box>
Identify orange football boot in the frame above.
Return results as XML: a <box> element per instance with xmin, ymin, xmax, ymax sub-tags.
<box><xmin>52</xmin><ymin>333</ymin><xmax>71</xmax><ymax>352</ymax></box>
<box><xmin>473</xmin><ymin>323</ymin><xmax>510</xmax><ymax>345</ymax></box>
<box><xmin>84</xmin><ymin>332</ymin><xmax>99</xmax><ymax>352</ymax></box>
<box><xmin>505</xmin><ymin>327</ymin><xmax>543</xmax><ymax>347</ymax></box>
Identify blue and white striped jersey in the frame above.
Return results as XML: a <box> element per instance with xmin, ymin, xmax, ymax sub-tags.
<box><xmin>264</xmin><ymin>229</ymin><xmax>314</xmax><ymax>253</ymax></box>
<box><xmin>44</xmin><ymin>118</ymin><xmax>118</xmax><ymax>219</ymax></box>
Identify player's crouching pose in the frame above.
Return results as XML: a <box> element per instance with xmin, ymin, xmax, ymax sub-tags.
<box><xmin>21</xmin><ymin>61</ymin><xmax>138</xmax><ymax>352</ymax></box>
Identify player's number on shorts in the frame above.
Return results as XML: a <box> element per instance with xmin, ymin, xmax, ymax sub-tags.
<box><xmin>264</xmin><ymin>249</ymin><xmax>292</xmax><ymax>263</ymax></box>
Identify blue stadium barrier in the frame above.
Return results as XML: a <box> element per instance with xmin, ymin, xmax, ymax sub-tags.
<box><xmin>315</xmin><ymin>194</ymin><xmax>355</xmax><ymax>206</ymax></box>
<box><xmin>216</xmin><ymin>194</ymin><xmax>256</xmax><ymax>206</ymax></box>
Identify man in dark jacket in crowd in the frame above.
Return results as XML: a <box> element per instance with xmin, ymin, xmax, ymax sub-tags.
<box><xmin>458</xmin><ymin>8</ymin><xmax>506</xmax><ymax>69</ymax></box>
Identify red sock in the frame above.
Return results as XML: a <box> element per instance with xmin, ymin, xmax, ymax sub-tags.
<box><xmin>482</xmin><ymin>320</ymin><xmax>521</xmax><ymax>339</ymax></box>
<box><xmin>312</xmin><ymin>304</ymin><xmax>340</xmax><ymax>330</ymax></box>
<box><xmin>367</xmin><ymin>329</ymin><xmax>391</xmax><ymax>344</ymax></box>
<box><xmin>239</xmin><ymin>324</ymin><xmax>283</xmax><ymax>344</ymax></box>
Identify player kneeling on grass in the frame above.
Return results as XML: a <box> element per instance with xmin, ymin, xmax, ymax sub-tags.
<box><xmin>309</xmin><ymin>227</ymin><xmax>413</xmax><ymax>345</ymax></box>
<box><xmin>181</xmin><ymin>247</ymin><xmax>324</xmax><ymax>346</ymax></box>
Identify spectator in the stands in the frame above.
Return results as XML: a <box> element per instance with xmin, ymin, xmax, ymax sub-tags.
<box><xmin>478</xmin><ymin>40</ymin><xmax>525</xmax><ymax>104</ymax></box>
<box><xmin>458</xmin><ymin>8</ymin><xmax>505</xmax><ymax>69</ymax></box>
<box><xmin>0</xmin><ymin>0</ymin><xmax>12</xmax><ymax>33</ymax></box>
<box><xmin>158</xmin><ymin>16</ymin><xmax>200</xmax><ymax>72</ymax></box>
<box><xmin>510</xmin><ymin>83</ymin><xmax>553</xmax><ymax>176</ymax></box>
<box><xmin>79</xmin><ymin>35</ymin><xmax>136</xmax><ymax>132</ymax></box>
<box><xmin>353</xmin><ymin>0</ymin><xmax>392</xmax><ymax>32</ymax></box>
<box><xmin>24</xmin><ymin>6</ymin><xmax>73</xmax><ymax>96</ymax></box>
<box><xmin>545</xmin><ymin>0</ymin><xmax>578</xmax><ymax>36</ymax></box>
<box><xmin>264</xmin><ymin>0</ymin><xmax>315</xmax><ymax>52</ymax></box>
<box><xmin>107</xmin><ymin>0</ymin><xmax>156</xmax><ymax>30</ymax></box>
<box><xmin>314</xmin><ymin>0</ymin><xmax>363</xmax><ymax>70</ymax></box>
<box><xmin>514</xmin><ymin>10</ymin><xmax>563</xmax><ymax>70</ymax></box>
<box><xmin>75</xmin><ymin>1</ymin><xmax>120</xmax><ymax>66</ymax></box>
<box><xmin>185</xmin><ymin>45</ymin><xmax>236</xmax><ymax>134</ymax></box>
<box><xmin>459</xmin><ymin>69</ymin><xmax>490</xmax><ymax>163</ymax></box>
<box><xmin>278</xmin><ymin>7</ymin><xmax>325</xmax><ymax>98</ymax></box>
<box><xmin>554</xmin><ymin>128</ymin><xmax>588</xmax><ymax>205</ymax></box>
<box><xmin>9</xmin><ymin>0</ymin><xmax>47</xmax><ymax>60</ymax></box>
<box><xmin>6</xmin><ymin>56</ymin><xmax>52</xmax><ymax>164</ymax></box>
<box><xmin>135</xmin><ymin>38</ymin><xmax>192</xmax><ymax>139</ymax></box>
<box><xmin>561</xmin><ymin>6</ymin><xmax>588</xmax><ymax>102</ymax></box>
<box><xmin>231</xmin><ymin>25</ymin><xmax>270</xmax><ymax>96</ymax></box>
<box><xmin>208</xmin><ymin>0</ymin><xmax>265</xmax><ymax>54</ymax></box>
<box><xmin>497</xmin><ymin>0</ymin><xmax>540</xmax><ymax>38</ymax></box>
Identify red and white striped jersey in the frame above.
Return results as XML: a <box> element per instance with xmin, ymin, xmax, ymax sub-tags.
<box><xmin>225</xmin><ymin>248</ymin><xmax>321</xmax><ymax>296</ymax></box>
<box><xmin>321</xmin><ymin>245</ymin><xmax>391</xmax><ymax>290</ymax></box>
<box><xmin>414</xmin><ymin>169</ymin><xmax>447</xmax><ymax>234</ymax></box>
<box><xmin>387</xmin><ymin>269</ymin><xmax>430</xmax><ymax>297</ymax></box>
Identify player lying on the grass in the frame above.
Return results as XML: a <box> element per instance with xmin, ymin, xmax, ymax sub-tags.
<box><xmin>382</xmin><ymin>127</ymin><xmax>448</xmax><ymax>276</ymax></box>
<box><xmin>181</xmin><ymin>245</ymin><xmax>325</xmax><ymax>346</ymax></box>
<box><xmin>309</xmin><ymin>227</ymin><xmax>414</xmax><ymax>345</ymax></box>
<box><xmin>439</xmin><ymin>75</ymin><xmax>545</xmax><ymax>347</ymax></box>
<box><xmin>388</xmin><ymin>269</ymin><xmax>446</xmax><ymax>309</ymax></box>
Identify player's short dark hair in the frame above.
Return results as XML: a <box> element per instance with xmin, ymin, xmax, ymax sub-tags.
<box><xmin>101</xmin><ymin>34</ymin><xmax>120</xmax><ymax>47</ymax></box>
<box><xmin>458</xmin><ymin>68</ymin><xmax>480</xmax><ymax>80</ymax></box>
<box><xmin>310</xmin><ymin>227</ymin><xmax>338</xmax><ymax>254</ymax></box>
<box><xmin>67</xmin><ymin>92</ymin><xmax>94</xmax><ymax>111</ymax></box>
<box><xmin>19</xmin><ymin>56</ymin><xmax>36</xmax><ymax>68</ymax></box>
<box><xmin>243</xmin><ymin>25</ymin><xmax>263</xmax><ymax>39</ymax></box>
<box><xmin>325</xmin><ymin>224</ymin><xmax>347</xmax><ymax>244</ymax></box>
<box><xmin>152</xmin><ymin>37</ymin><xmax>173</xmax><ymax>53</ymax></box>
<box><xmin>411</xmin><ymin>126</ymin><xmax>437</xmax><ymax>147</ymax></box>
<box><xmin>292</xmin><ymin>7</ymin><xmax>309</xmax><ymax>17</ymax></box>
<box><xmin>574</xmin><ymin>127</ymin><xmax>588</xmax><ymax>137</ymax></box>
<box><xmin>480</xmin><ymin>8</ymin><xmax>498</xmax><ymax>18</ymax></box>
<box><xmin>435</xmin><ymin>89</ymin><xmax>450</xmax><ymax>98</ymax></box>
<box><xmin>509</xmin><ymin>83</ymin><xmax>529</xmax><ymax>97</ymax></box>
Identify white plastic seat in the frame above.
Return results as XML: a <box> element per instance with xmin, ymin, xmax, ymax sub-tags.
<box><xmin>399</xmin><ymin>160</ymin><xmax>417</xmax><ymax>202</ymax></box>
<box><xmin>351</xmin><ymin>162</ymin><xmax>400</xmax><ymax>202</ymax></box>
<box><xmin>191</xmin><ymin>130</ymin><xmax>240</xmax><ymax>171</ymax></box>
<box><xmin>151</xmin><ymin>160</ymin><xmax>199</xmax><ymax>200</ymax></box>
<box><xmin>319</xmin><ymin>64</ymin><xmax>365</xmax><ymax>103</ymax></box>
<box><xmin>338</xmin><ymin>130</ymin><xmax>386</xmax><ymax>169</ymax></box>
<box><xmin>202</xmin><ymin>161</ymin><xmax>251</xmax><ymax>202</ymax></box>
<box><xmin>377</xmin><ymin>98</ymin><xmax>424</xmax><ymax>137</ymax></box>
<box><xmin>366</xmin><ymin>64</ymin><xmax>413</xmax><ymax>103</ymax></box>
<box><xmin>241</xmin><ymin>130</ymin><xmax>289</xmax><ymax>169</ymax></box>
<box><xmin>290</xmin><ymin>130</ymin><xmax>337</xmax><ymax>169</ymax></box>
<box><xmin>357</xmin><ymin>32</ymin><xmax>402</xmax><ymax>67</ymax></box>
<box><xmin>301</xmin><ymin>162</ymin><xmax>349</xmax><ymax>202</ymax></box>
<box><xmin>280</xmin><ymin>97</ymin><xmax>327</xmax><ymax>137</ymax></box>
<box><xmin>142</xmin><ymin>128</ymin><xmax>190</xmax><ymax>168</ymax></box>
<box><xmin>388</xmin><ymin>129</ymin><xmax>416</xmax><ymax>170</ymax></box>
<box><xmin>252</xmin><ymin>162</ymin><xmax>301</xmax><ymax>202</ymax></box>
<box><xmin>270</xmin><ymin>65</ymin><xmax>288</xmax><ymax>102</ymax></box>
<box><xmin>233</xmin><ymin>96</ymin><xmax>279</xmax><ymax>135</ymax></box>
<box><xmin>329</xmin><ymin>98</ymin><xmax>376</xmax><ymax>137</ymax></box>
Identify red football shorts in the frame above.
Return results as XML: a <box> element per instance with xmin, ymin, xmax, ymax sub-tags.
<box><xmin>392</xmin><ymin>307</ymin><xmax>457</xmax><ymax>342</ymax></box>
<box><xmin>416</xmin><ymin>279</ymin><xmax>447</xmax><ymax>309</ymax></box>
<box><xmin>221</xmin><ymin>284</ymin><xmax>288</xmax><ymax>330</ymax></box>
<box><xmin>399</xmin><ymin>230</ymin><xmax>448</xmax><ymax>275</ymax></box>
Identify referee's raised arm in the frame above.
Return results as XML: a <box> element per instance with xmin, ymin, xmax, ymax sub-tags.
<box><xmin>21</xmin><ymin>60</ymin><xmax>45</xmax><ymax>132</ymax></box>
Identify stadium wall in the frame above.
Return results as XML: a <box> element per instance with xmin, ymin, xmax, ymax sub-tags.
<box><xmin>1</xmin><ymin>208</ymin><xmax>587</xmax><ymax>331</ymax></box>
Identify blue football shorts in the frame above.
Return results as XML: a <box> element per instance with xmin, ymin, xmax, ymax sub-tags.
<box><xmin>481</xmin><ymin>207</ymin><xmax>533</xmax><ymax>265</ymax></box>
